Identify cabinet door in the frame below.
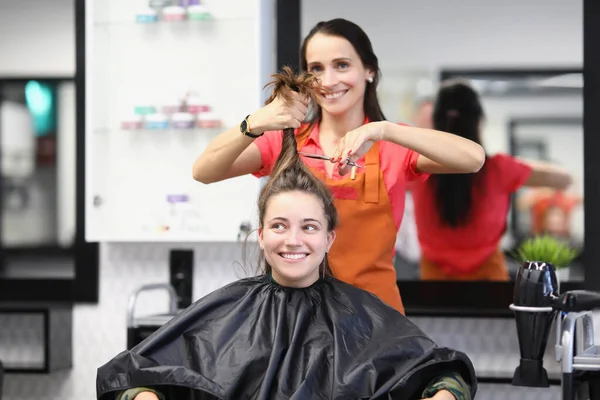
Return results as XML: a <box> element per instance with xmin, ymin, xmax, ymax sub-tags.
<box><xmin>85</xmin><ymin>0</ymin><xmax>274</xmax><ymax>242</ymax></box>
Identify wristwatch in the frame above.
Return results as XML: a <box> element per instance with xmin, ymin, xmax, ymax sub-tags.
<box><xmin>240</xmin><ymin>114</ymin><xmax>263</xmax><ymax>138</ymax></box>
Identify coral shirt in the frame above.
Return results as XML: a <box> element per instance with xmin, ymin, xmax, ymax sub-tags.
<box><xmin>251</xmin><ymin>123</ymin><xmax>429</xmax><ymax>231</ymax></box>
<box><xmin>411</xmin><ymin>154</ymin><xmax>532</xmax><ymax>274</ymax></box>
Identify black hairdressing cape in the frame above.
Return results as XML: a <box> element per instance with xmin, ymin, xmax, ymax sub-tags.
<box><xmin>97</xmin><ymin>275</ymin><xmax>477</xmax><ymax>400</ymax></box>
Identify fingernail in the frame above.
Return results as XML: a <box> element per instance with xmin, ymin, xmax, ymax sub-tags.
<box><xmin>347</xmin><ymin>150</ymin><xmax>352</xmax><ymax>155</ymax></box>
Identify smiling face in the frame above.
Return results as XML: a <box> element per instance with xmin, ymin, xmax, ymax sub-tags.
<box><xmin>305</xmin><ymin>33</ymin><xmax>373</xmax><ymax>118</ymax></box>
<box><xmin>258</xmin><ymin>190</ymin><xmax>336</xmax><ymax>288</ymax></box>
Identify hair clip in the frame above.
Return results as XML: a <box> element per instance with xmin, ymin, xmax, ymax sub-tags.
<box><xmin>447</xmin><ymin>109</ymin><xmax>459</xmax><ymax>118</ymax></box>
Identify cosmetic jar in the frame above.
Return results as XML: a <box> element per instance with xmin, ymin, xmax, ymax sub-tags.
<box><xmin>197</xmin><ymin>111</ymin><xmax>222</xmax><ymax>129</ymax></box>
<box><xmin>145</xmin><ymin>113</ymin><xmax>169</xmax><ymax>130</ymax></box>
<box><xmin>187</xmin><ymin>3</ymin><xmax>212</xmax><ymax>21</ymax></box>
<box><xmin>171</xmin><ymin>112</ymin><xmax>195</xmax><ymax>129</ymax></box>
<box><xmin>185</xmin><ymin>95</ymin><xmax>206</xmax><ymax>114</ymax></box>
<box><xmin>121</xmin><ymin>114</ymin><xmax>144</xmax><ymax>130</ymax></box>
<box><xmin>162</xmin><ymin>5</ymin><xmax>187</xmax><ymax>21</ymax></box>
<box><xmin>161</xmin><ymin>101</ymin><xmax>183</xmax><ymax>115</ymax></box>
<box><xmin>136</xmin><ymin>8</ymin><xmax>159</xmax><ymax>23</ymax></box>
<box><xmin>134</xmin><ymin>104</ymin><xmax>157</xmax><ymax>115</ymax></box>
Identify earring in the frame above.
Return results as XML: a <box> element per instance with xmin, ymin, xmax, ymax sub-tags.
<box><xmin>366</xmin><ymin>77</ymin><xmax>373</xmax><ymax>83</ymax></box>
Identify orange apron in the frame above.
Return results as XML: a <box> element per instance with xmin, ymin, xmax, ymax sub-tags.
<box><xmin>297</xmin><ymin>134</ymin><xmax>404</xmax><ymax>314</ymax></box>
<box><xmin>420</xmin><ymin>248</ymin><xmax>510</xmax><ymax>281</ymax></box>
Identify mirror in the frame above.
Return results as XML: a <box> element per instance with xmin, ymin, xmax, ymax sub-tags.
<box><xmin>0</xmin><ymin>78</ymin><xmax>76</xmax><ymax>279</ymax></box>
<box><xmin>429</xmin><ymin>70</ymin><xmax>584</xmax><ymax>284</ymax></box>
<box><xmin>299</xmin><ymin>0</ymin><xmax>583</xmax><ymax>290</ymax></box>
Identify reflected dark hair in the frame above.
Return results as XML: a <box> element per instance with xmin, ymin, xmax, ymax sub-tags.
<box><xmin>300</xmin><ymin>18</ymin><xmax>386</xmax><ymax>123</ymax></box>
<box><xmin>257</xmin><ymin>67</ymin><xmax>339</xmax><ymax>277</ymax></box>
<box><xmin>429</xmin><ymin>79</ymin><xmax>486</xmax><ymax>227</ymax></box>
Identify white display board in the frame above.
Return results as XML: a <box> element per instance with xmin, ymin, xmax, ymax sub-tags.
<box><xmin>85</xmin><ymin>0</ymin><xmax>274</xmax><ymax>242</ymax></box>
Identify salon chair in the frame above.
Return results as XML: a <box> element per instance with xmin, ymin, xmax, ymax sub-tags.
<box><xmin>126</xmin><ymin>283</ymin><xmax>180</xmax><ymax>350</ymax></box>
<box><xmin>510</xmin><ymin>262</ymin><xmax>600</xmax><ymax>399</ymax></box>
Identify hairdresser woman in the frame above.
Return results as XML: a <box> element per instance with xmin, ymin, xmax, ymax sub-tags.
<box><xmin>192</xmin><ymin>19</ymin><xmax>485</xmax><ymax>314</ymax></box>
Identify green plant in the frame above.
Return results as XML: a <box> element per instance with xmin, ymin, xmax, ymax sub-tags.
<box><xmin>510</xmin><ymin>235</ymin><xmax>580</xmax><ymax>269</ymax></box>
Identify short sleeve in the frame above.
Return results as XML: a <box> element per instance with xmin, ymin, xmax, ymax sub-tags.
<box><xmin>251</xmin><ymin>130</ymin><xmax>283</xmax><ymax>178</ymax></box>
<box><xmin>490</xmin><ymin>153</ymin><xmax>533</xmax><ymax>193</ymax></box>
<box><xmin>404</xmin><ymin>149</ymin><xmax>430</xmax><ymax>182</ymax></box>
<box><xmin>391</xmin><ymin>122</ymin><xmax>430</xmax><ymax>183</ymax></box>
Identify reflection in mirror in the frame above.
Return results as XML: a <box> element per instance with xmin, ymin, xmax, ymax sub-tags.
<box><xmin>393</xmin><ymin>70</ymin><xmax>583</xmax><ymax>282</ymax></box>
<box><xmin>0</xmin><ymin>79</ymin><xmax>76</xmax><ymax>279</ymax></box>
<box><xmin>509</xmin><ymin>116</ymin><xmax>584</xmax><ymax>282</ymax></box>
<box><xmin>301</xmin><ymin>0</ymin><xmax>583</xmax><ymax>286</ymax></box>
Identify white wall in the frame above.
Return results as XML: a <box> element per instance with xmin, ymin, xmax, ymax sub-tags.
<box><xmin>301</xmin><ymin>0</ymin><xmax>582</xmax><ymax>70</ymax></box>
<box><xmin>0</xmin><ymin>0</ymin><xmax>75</xmax><ymax>77</ymax></box>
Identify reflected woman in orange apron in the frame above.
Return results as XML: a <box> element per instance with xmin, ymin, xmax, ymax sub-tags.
<box><xmin>193</xmin><ymin>19</ymin><xmax>487</xmax><ymax>314</ymax></box>
<box><xmin>411</xmin><ymin>80</ymin><xmax>574</xmax><ymax>281</ymax></box>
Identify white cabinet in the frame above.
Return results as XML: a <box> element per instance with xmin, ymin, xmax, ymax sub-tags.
<box><xmin>85</xmin><ymin>0</ymin><xmax>274</xmax><ymax>242</ymax></box>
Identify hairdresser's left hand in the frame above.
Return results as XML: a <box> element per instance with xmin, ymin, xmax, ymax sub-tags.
<box><xmin>419</xmin><ymin>389</ymin><xmax>457</xmax><ymax>400</ymax></box>
<box><xmin>334</xmin><ymin>121</ymin><xmax>385</xmax><ymax>176</ymax></box>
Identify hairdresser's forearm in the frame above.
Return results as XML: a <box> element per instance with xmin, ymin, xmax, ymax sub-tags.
<box><xmin>193</xmin><ymin>126</ymin><xmax>255</xmax><ymax>183</ymax></box>
<box><xmin>380</xmin><ymin>121</ymin><xmax>485</xmax><ymax>173</ymax></box>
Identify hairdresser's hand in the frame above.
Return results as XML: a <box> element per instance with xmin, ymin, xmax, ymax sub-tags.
<box><xmin>334</xmin><ymin>121</ymin><xmax>385</xmax><ymax>176</ymax></box>
<box><xmin>250</xmin><ymin>92</ymin><xmax>311</xmax><ymax>133</ymax></box>
<box><xmin>419</xmin><ymin>389</ymin><xmax>457</xmax><ymax>400</ymax></box>
<box><xmin>133</xmin><ymin>392</ymin><xmax>160</xmax><ymax>400</ymax></box>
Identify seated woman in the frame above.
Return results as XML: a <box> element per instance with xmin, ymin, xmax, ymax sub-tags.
<box><xmin>96</xmin><ymin>70</ymin><xmax>477</xmax><ymax>400</ymax></box>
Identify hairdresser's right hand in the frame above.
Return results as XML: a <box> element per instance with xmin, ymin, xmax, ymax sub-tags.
<box><xmin>133</xmin><ymin>392</ymin><xmax>160</xmax><ymax>400</ymax></box>
<box><xmin>249</xmin><ymin>92</ymin><xmax>311</xmax><ymax>132</ymax></box>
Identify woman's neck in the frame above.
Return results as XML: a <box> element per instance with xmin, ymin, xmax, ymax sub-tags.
<box><xmin>270</xmin><ymin>271</ymin><xmax>320</xmax><ymax>288</ymax></box>
<box><xmin>319</xmin><ymin>108</ymin><xmax>366</xmax><ymax>141</ymax></box>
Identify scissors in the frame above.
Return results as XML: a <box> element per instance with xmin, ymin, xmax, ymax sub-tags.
<box><xmin>299</xmin><ymin>152</ymin><xmax>364</xmax><ymax>168</ymax></box>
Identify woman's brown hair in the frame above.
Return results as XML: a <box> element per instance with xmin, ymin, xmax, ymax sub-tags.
<box><xmin>256</xmin><ymin>67</ymin><xmax>338</xmax><ymax>277</ymax></box>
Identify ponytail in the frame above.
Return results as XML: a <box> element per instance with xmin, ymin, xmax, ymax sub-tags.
<box><xmin>256</xmin><ymin>67</ymin><xmax>337</xmax><ymax>278</ymax></box>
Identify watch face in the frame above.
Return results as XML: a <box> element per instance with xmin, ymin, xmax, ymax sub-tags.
<box><xmin>240</xmin><ymin>119</ymin><xmax>247</xmax><ymax>133</ymax></box>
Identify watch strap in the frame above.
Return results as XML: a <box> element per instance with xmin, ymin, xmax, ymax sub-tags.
<box><xmin>241</xmin><ymin>114</ymin><xmax>263</xmax><ymax>138</ymax></box>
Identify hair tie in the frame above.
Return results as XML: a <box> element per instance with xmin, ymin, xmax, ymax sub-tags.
<box><xmin>447</xmin><ymin>109</ymin><xmax>459</xmax><ymax>118</ymax></box>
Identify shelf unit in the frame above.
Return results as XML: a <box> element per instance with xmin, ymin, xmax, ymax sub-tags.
<box><xmin>85</xmin><ymin>0</ymin><xmax>274</xmax><ymax>242</ymax></box>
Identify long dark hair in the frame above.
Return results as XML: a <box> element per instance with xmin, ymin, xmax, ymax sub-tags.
<box><xmin>429</xmin><ymin>79</ymin><xmax>486</xmax><ymax>227</ymax></box>
<box><xmin>300</xmin><ymin>18</ymin><xmax>386</xmax><ymax>123</ymax></box>
<box><xmin>257</xmin><ymin>67</ymin><xmax>338</xmax><ymax>277</ymax></box>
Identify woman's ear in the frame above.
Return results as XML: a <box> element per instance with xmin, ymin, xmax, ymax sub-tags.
<box><xmin>326</xmin><ymin>231</ymin><xmax>336</xmax><ymax>252</ymax></box>
<box><xmin>365</xmin><ymin>68</ymin><xmax>375</xmax><ymax>83</ymax></box>
<box><xmin>258</xmin><ymin>227</ymin><xmax>264</xmax><ymax>250</ymax></box>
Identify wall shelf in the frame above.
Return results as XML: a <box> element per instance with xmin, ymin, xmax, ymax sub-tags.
<box><xmin>85</xmin><ymin>0</ymin><xmax>274</xmax><ymax>242</ymax></box>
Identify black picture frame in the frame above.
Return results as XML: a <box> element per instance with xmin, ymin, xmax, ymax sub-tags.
<box><xmin>275</xmin><ymin>0</ymin><xmax>597</xmax><ymax>316</ymax></box>
<box><xmin>0</xmin><ymin>0</ymin><xmax>99</xmax><ymax>303</ymax></box>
